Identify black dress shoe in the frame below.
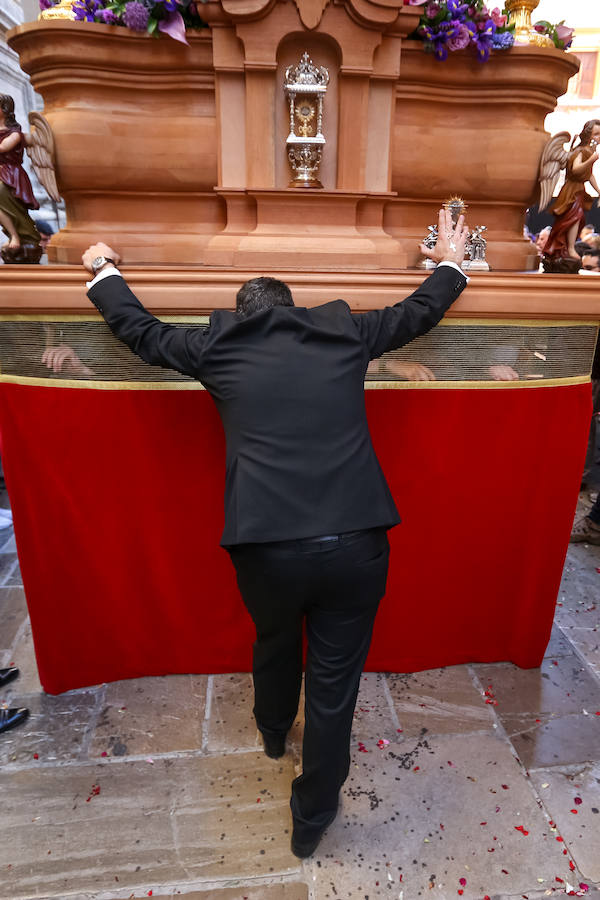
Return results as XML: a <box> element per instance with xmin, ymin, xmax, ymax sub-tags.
<box><xmin>261</xmin><ymin>732</ymin><xmax>286</xmax><ymax>759</ymax></box>
<box><xmin>0</xmin><ymin>667</ymin><xmax>19</xmax><ymax>688</ymax></box>
<box><xmin>291</xmin><ymin>828</ymin><xmax>326</xmax><ymax>859</ymax></box>
<box><xmin>0</xmin><ymin>707</ymin><xmax>29</xmax><ymax>735</ymax></box>
<box><xmin>291</xmin><ymin>802</ymin><xmax>339</xmax><ymax>858</ymax></box>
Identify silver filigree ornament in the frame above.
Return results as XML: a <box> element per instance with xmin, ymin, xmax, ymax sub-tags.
<box><xmin>284</xmin><ymin>53</ymin><xmax>330</xmax><ymax>188</ymax></box>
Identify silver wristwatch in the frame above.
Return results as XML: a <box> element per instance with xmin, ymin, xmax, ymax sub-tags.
<box><xmin>91</xmin><ymin>255</ymin><xmax>116</xmax><ymax>275</ymax></box>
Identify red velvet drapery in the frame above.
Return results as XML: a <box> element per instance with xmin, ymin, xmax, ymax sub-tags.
<box><xmin>0</xmin><ymin>381</ymin><xmax>589</xmax><ymax>694</ymax></box>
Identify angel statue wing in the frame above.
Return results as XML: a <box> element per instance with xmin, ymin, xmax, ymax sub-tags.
<box><xmin>538</xmin><ymin>131</ymin><xmax>571</xmax><ymax>212</ymax></box>
<box><xmin>24</xmin><ymin>111</ymin><xmax>61</xmax><ymax>203</ymax></box>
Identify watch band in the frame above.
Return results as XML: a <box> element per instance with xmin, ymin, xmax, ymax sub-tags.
<box><xmin>91</xmin><ymin>255</ymin><xmax>116</xmax><ymax>275</ymax></box>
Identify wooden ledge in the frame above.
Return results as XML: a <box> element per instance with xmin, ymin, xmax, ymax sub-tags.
<box><xmin>1</xmin><ymin>266</ymin><xmax>600</xmax><ymax>320</ymax></box>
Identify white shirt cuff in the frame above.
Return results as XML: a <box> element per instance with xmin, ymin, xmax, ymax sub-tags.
<box><xmin>437</xmin><ymin>260</ymin><xmax>469</xmax><ymax>281</ymax></box>
<box><xmin>86</xmin><ymin>266</ymin><xmax>122</xmax><ymax>290</ymax></box>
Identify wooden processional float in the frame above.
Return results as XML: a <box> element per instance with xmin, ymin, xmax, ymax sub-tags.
<box><xmin>1</xmin><ymin>0</ymin><xmax>598</xmax><ymax>693</ymax></box>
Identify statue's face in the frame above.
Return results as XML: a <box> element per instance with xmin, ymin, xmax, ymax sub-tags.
<box><xmin>591</xmin><ymin>124</ymin><xmax>600</xmax><ymax>145</ymax></box>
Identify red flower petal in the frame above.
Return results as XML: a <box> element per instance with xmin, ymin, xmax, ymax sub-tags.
<box><xmin>570</xmin><ymin>860</ymin><xmax>576</xmax><ymax>871</ymax></box>
<box><xmin>515</xmin><ymin>825</ymin><xmax>529</xmax><ymax>835</ymax></box>
<box><xmin>574</xmin><ymin>797</ymin><xmax>583</xmax><ymax>805</ymax></box>
<box><xmin>459</xmin><ymin>878</ymin><xmax>466</xmax><ymax>886</ymax></box>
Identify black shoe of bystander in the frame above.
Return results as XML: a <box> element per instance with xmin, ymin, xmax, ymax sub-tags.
<box><xmin>0</xmin><ymin>667</ymin><xmax>20</xmax><ymax>688</ymax></box>
<box><xmin>0</xmin><ymin>707</ymin><xmax>29</xmax><ymax>735</ymax></box>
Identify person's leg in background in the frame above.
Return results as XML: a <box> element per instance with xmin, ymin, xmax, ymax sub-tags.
<box><xmin>290</xmin><ymin>528</ymin><xmax>390</xmax><ymax>856</ymax></box>
<box><xmin>582</xmin><ymin>377</ymin><xmax>600</xmax><ymax>493</ymax></box>
<box><xmin>571</xmin><ymin>489</ymin><xmax>600</xmax><ymax>544</ymax></box>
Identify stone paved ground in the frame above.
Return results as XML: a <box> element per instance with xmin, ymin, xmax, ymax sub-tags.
<box><xmin>0</xmin><ymin>491</ymin><xmax>599</xmax><ymax>900</ymax></box>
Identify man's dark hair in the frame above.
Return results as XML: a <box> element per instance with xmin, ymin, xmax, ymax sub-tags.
<box><xmin>236</xmin><ymin>277</ymin><xmax>294</xmax><ymax>318</ymax></box>
<box><xmin>32</xmin><ymin>218</ymin><xmax>54</xmax><ymax>236</ymax></box>
<box><xmin>581</xmin><ymin>249</ymin><xmax>600</xmax><ymax>271</ymax></box>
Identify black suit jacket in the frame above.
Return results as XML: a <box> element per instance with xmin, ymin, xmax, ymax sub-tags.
<box><xmin>88</xmin><ymin>265</ymin><xmax>467</xmax><ymax>545</ymax></box>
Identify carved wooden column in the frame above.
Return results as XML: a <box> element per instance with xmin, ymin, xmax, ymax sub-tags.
<box><xmin>206</xmin><ymin>0</ymin><xmax>420</xmax><ymax>269</ymax></box>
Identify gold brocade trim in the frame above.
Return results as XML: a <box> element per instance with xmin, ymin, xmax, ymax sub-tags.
<box><xmin>439</xmin><ymin>319</ymin><xmax>600</xmax><ymax>329</ymax></box>
<box><xmin>364</xmin><ymin>376</ymin><xmax>590</xmax><ymax>390</ymax></box>
<box><xmin>0</xmin><ymin>374</ymin><xmax>206</xmax><ymax>391</ymax></box>
<box><xmin>0</xmin><ymin>374</ymin><xmax>590</xmax><ymax>391</ymax></box>
<box><xmin>0</xmin><ymin>314</ymin><xmax>211</xmax><ymax>324</ymax></box>
<box><xmin>0</xmin><ymin>314</ymin><xmax>596</xmax><ymax>328</ymax></box>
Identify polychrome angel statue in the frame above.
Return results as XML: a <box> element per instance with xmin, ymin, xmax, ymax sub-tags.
<box><xmin>0</xmin><ymin>94</ymin><xmax>60</xmax><ymax>264</ymax></box>
<box><xmin>538</xmin><ymin>120</ymin><xmax>600</xmax><ymax>273</ymax></box>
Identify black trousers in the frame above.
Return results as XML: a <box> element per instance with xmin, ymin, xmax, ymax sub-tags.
<box><xmin>228</xmin><ymin>527</ymin><xmax>390</xmax><ymax>840</ymax></box>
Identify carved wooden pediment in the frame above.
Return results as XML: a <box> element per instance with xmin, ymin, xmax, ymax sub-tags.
<box><xmin>293</xmin><ymin>0</ymin><xmax>331</xmax><ymax>29</ymax></box>
<box><xmin>219</xmin><ymin>0</ymin><xmax>413</xmax><ymax>30</ymax></box>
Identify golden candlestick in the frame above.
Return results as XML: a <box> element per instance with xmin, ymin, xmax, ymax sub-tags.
<box><xmin>505</xmin><ymin>0</ymin><xmax>554</xmax><ymax>47</ymax></box>
<box><xmin>39</xmin><ymin>0</ymin><xmax>77</xmax><ymax>20</ymax></box>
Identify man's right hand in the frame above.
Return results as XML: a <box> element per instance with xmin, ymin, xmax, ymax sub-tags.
<box><xmin>82</xmin><ymin>242</ymin><xmax>121</xmax><ymax>274</ymax></box>
<box><xmin>420</xmin><ymin>208</ymin><xmax>469</xmax><ymax>267</ymax></box>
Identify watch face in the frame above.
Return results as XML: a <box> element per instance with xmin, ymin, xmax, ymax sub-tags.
<box><xmin>92</xmin><ymin>256</ymin><xmax>106</xmax><ymax>272</ymax></box>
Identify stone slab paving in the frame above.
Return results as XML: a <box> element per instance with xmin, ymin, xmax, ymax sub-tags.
<box><xmin>0</xmin><ymin>501</ymin><xmax>599</xmax><ymax>900</ymax></box>
<box><xmin>89</xmin><ymin>676</ymin><xmax>208</xmax><ymax>759</ymax></box>
<box><xmin>309</xmin><ymin>732</ymin><xmax>583</xmax><ymax>899</ymax></box>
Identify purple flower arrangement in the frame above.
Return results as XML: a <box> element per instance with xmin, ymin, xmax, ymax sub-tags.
<box><xmin>39</xmin><ymin>0</ymin><xmax>207</xmax><ymax>43</ymax></box>
<box><xmin>406</xmin><ymin>0</ymin><xmax>515</xmax><ymax>62</ymax></box>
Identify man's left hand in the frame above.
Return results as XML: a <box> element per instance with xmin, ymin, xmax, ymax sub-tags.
<box><xmin>420</xmin><ymin>209</ymin><xmax>469</xmax><ymax>267</ymax></box>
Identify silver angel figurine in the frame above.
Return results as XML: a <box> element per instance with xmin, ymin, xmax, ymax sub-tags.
<box><xmin>467</xmin><ymin>225</ymin><xmax>489</xmax><ymax>270</ymax></box>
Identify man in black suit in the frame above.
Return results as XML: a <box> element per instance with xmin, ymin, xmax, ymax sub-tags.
<box><xmin>82</xmin><ymin>209</ymin><xmax>468</xmax><ymax>858</ymax></box>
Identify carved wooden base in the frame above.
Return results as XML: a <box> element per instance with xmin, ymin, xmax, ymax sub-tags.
<box><xmin>203</xmin><ymin>189</ymin><xmax>405</xmax><ymax>269</ymax></box>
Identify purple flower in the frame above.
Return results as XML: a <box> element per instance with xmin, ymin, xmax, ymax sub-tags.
<box><xmin>447</xmin><ymin>22</ymin><xmax>471</xmax><ymax>50</ymax></box>
<box><xmin>492</xmin><ymin>30</ymin><xmax>514</xmax><ymax>49</ymax></box>
<box><xmin>469</xmin><ymin>17</ymin><xmax>495</xmax><ymax>61</ymax></box>
<box><xmin>123</xmin><ymin>0</ymin><xmax>150</xmax><ymax>30</ymax></box>
<box><xmin>555</xmin><ymin>23</ymin><xmax>575</xmax><ymax>48</ymax></box>
<box><xmin>38</xmin><ymin>0</ymin><xmax>55</xmax><ymax>9</ymax></box>
<box><xmin>161</xmin><ymin>0</ymin><xmax>179</xmax><ymax>10</ymax></box>
<box><xmin>73</xmin><ymin>0</ymin><xmax>100</xmax><ymax>22</ymax></box>
<box><xmin>158</xmin><ymin>8</ymin><xmax>188</xmax><ymax>43</ymax></box>
<box><xmin>98</xmin><ymin>7</ymin><xmax>119</xmax><ymax>23</ymax></box>
<box><xmin>96</xmin><ymin>9</ymin><xmax>120</xmax><ymax>25</ymax></box>
<box><xmin>447</xmin><ymin>0</ymin><xmax>468</xmax><ymax>16</ymax></box>
<box><xmin>425</xmin><ymin>2</ymin><xmax>440</xmax><ymax>17</ymax></box>
<box><xmin>423</xmin><ymin>20</ymin><xmax>461</xmax><ymax>60</ymax></box>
